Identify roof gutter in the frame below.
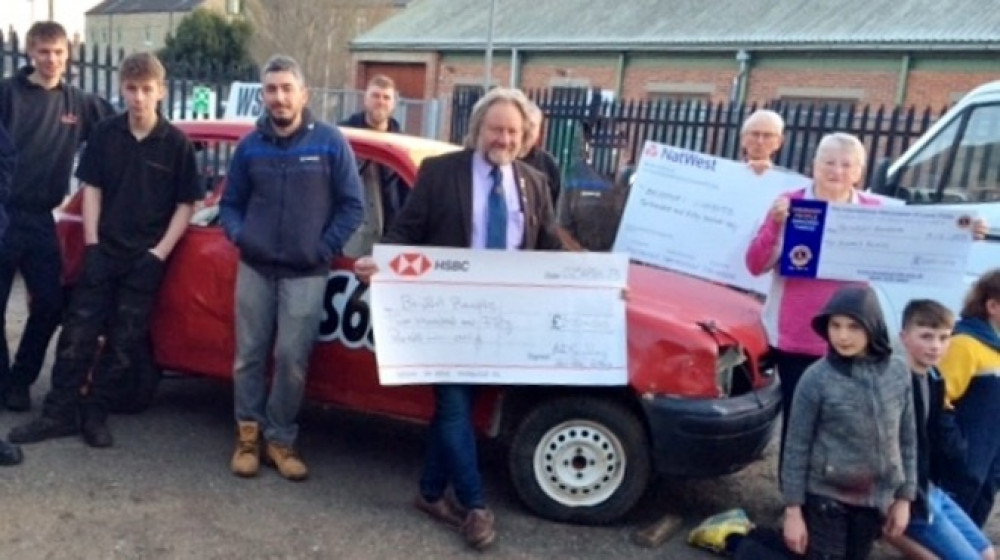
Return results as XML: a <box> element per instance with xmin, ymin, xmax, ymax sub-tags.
<box><xmin>351</xmin><ymin>41</ymin><xmax>1000</xmax><ymax>53</ymax></box>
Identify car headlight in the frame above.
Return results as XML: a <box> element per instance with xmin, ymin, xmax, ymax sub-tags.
<box><xmin>716</xmin><ymin>345</ymin><xmax>748</xmax><ymax>397</ymax></box>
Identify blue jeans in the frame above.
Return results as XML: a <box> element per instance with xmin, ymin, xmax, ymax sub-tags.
<box><xmin>0</xmin><ymin>210</ymin><xmax>63</xmax><ymax>394</ymax></box>
<box><xmin>232</xmin><ymin>262</ymin><xmax>326</xmax><ymax>446</ymax></box>
<box><xmin>906</xmin><ymin>486</ymin><xmax>991</xmax><ymax>560</ymax></box>
<box><xmin>418</xmin><ymin>384</ymin><xmax>484</xmax><ymax>510</ymax></box>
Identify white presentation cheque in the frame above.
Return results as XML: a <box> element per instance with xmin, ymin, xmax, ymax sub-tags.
<box><xmin>780</xmin><ymin>200</ymin><xmax>975</xmax><ymax>286</ymax></box>
<box><xmin>369</xmin><ymin>245</ymin><xmax>629</xmax><ymax>386</ymax></box>
<box><xmin>612</xmin><ymin>141</ymin><xmax>806</xmax><ymax>293</ymax></box>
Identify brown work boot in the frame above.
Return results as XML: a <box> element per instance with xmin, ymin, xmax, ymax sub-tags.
<box><xmin>264</xmin><ymin>441</ymin><xmax>308</xmax><ymax>481</ymax></box>
<box><xmin>414</xmin><ymin>494</ymin><xmax>467</xmax><ymax>528</ymax></box>
<box><xmin>230</xmin><ymin>421</ymin><xmax>260</xmax><ymax>477</ymax></box>
<box><xmin>461</xmin><ymin>508</ymin><xmax>496</xmax><ymax>550</ymax></box>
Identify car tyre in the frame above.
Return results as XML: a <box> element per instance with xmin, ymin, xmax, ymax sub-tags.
<box><xmin>508</xmin><ymin>396</ymin><xmax>651</xmax><ymax>525</ymax></box>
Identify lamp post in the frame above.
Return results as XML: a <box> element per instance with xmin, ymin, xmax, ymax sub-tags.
<box><xmin>483</xmin><ymin>0</ymin><xmax>496</xmax><ymax>92</ymax></box>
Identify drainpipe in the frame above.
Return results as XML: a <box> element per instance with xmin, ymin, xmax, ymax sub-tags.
<box><xmin>732</xmin><ymin>49</ymin><xmax>751</xmax><ymax>104</ymax></box>
<box><xmin>510</xmin><ymin>47</ymin><xmax>519</xmax><ymax>88</ymax></box>
<box><xmin>895</xmin><ymin>54</ymin><xmax>911</xmax><ymax>106</ymax></box>
<box><xmin>614</xmin><ymin>52</ymin><xmax>626</xmax><ymax>98</ymax></box>
<box><xmin>483</xmin><ymin>0</ymin><xmax>496</xmax><ymax>91</ymax></box>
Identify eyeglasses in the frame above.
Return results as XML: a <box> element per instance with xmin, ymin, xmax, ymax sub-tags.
<box><xmin>745</xmin><ymin>131</ymin><xmax>780</xmax><ymax>139</ymax></box>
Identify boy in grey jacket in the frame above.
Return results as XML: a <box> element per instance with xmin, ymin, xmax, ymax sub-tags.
<box><xmin>781</xmin><ymin>285</ymin><xmax>917</xmax><ymax>559</ymax></box>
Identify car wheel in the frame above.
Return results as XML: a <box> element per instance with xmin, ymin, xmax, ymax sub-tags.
<box><xmin>508</xmin><ymin>396</ymin><xmax>651</xmax><ymax>525</ymax></box>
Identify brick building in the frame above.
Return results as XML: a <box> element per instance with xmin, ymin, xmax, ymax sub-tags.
<box><xmin>84</xmin><ymin>0</ymin><xmax>240</xmax><ymax>56</ymax></box>
<box><xmin>85</xmin><ymin>0</ymin><xmax>410</xmax><ymax>89</ymax></box>
<box><xmin>350</xmin><ymin>0</ymin><xmax>1000</xmax><ymax>108</ymax></box>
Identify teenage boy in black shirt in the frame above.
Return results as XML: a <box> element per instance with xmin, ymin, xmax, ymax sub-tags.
<box><xmin>0</xmin><ymin>21</ymin><xmax>114</xmax><ymax>412</ymax></box>
<box><xmin>9</xmin><ymin>52</ymin><xmax>202</xmax><ymax>448</ymax></box>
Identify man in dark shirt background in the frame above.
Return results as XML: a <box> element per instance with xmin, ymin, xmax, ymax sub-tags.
<box><xmin>340</xmin><ymin>74</ymin><xmax>401</xmax><ymax>133</ymax></box>
<box><xmin>556</xmin><ymin>122</ymin><xmax>632</xmax><ymax>251</ymax></box>
<box><xmin>340</xmin><ymin>74</ymin><xmax>406</xmax><ymax>248</ymax></box>
<box><xmin>0</xmin><ymin>21</ymin><xmax>114</xmax><ymax>412</ymax></box>
<box><xmin>519</xmin><ymin>100</ymin><xmax>562</xmax><ymax>207</ymax></box>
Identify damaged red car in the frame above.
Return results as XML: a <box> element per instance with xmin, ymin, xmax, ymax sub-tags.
<box><xmin>56</xmin><ymin>121</ymin><xmax>780</xmax><ymax>525</ymax></box>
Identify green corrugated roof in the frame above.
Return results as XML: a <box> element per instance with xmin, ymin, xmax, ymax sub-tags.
<box><xmin>352</xmin><ymin>0</ymin><xmax>1000</xmax><ymax>51</ymax></box>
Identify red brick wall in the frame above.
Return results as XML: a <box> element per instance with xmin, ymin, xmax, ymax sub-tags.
<box><xmin>906</xmin><ymin>71</ymin><xmax>1000</xmax><ymax>108</ymax></box>
<box><xmin>621</xmin><ymin>67</ymin><xmax>734</xmax><ymax>102</ymax></box>
<box><xmin>745</xmin><ymin>69</ymin><xmax>900</xmax><ymax>107</ymax></box>
<box><xmin>519</xmin><ymin>64</ymin><xmax>618</xmax><ymax>93</ymax></box>
<box><xmin>437</xmin><ymin>62</ymin><xmax>512</xmax><ymax>97</ymax></box>
<box><xmin>436</xmin><ymin>62</ymin><xmax>512</xmax><ymax>141</ymax></box>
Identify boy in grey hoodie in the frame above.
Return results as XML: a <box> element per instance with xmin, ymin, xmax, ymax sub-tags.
<box><xmin>781</xmin><ymin>285</ymin><xmax>917</xmax><ymax>559</ymax></box>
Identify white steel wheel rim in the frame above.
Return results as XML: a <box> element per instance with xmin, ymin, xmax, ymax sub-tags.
<box><xmin>532</xmin><ymin>419</ymin><xmax>627</xmax><ymax>507</ymax></box>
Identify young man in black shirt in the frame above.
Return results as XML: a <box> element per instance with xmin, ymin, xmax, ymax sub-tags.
<box><xmin>0</xmin><ymin>22</ymin><xmax>114</xmax><ymax>412</ymax></box>
<box><xmin>9</xmin><ymin>52</ymin><xmax>202</xmax><ymax>448</ymax></box>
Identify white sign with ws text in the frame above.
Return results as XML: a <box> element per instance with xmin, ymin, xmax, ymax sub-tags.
<box><xmin>613</xmin><ymin>141</ymin><xmax>806</xmax><ymax>293</ymax></box>
<box><xmin>369</xmin><ymin>245</ymin><xmax>629</xmax><ymax>386</ymax></box>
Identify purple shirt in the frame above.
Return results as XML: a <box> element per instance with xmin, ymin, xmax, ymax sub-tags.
<box><xmin>470</xmin><ymin>151</ymin><xmax>524</xmax><ymax>249</ymax></box>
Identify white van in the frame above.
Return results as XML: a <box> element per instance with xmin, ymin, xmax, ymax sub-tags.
<box><xmin>871</xmin><ymin>80</ymin><xmax>1000</xmax><ymax>333</ymax></box>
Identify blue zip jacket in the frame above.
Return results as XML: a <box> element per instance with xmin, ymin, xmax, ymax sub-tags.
<box><xmin>220</xmin><ymin>110</ymin><xmax>364</xmax><ymax>277</ymax></box>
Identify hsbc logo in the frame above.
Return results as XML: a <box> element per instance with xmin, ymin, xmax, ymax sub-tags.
<box><xmin>389</xmin><ymin>253</ymin><xmax>432</xmax><ymax>276</ymax></box>
<box><xmin>387</xmin><ymin>253</ymin><xmax>471</xmax><ymax>277</ymax></box>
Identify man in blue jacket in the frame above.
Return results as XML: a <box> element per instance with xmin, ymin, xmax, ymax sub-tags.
<box><xmin>220</xmin><ymin>55</ymin><xmax>364</xmax><ymax>481</ymax></box>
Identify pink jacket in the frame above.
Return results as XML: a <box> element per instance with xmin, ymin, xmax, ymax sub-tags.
<box><xmin>745</xmin><ymin>187</ymin><xmax>881</xmax><ymax>356</ymax></box>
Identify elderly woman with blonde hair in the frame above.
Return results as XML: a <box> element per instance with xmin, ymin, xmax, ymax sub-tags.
<box><xmin>745</xmin><ymin>132</ymin><xmax>882</xmax><ymax>465</ymax></box>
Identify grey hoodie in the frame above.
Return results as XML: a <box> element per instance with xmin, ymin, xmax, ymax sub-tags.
<box><xmin>781</xmin><ymin>285</ymin><xmax>917</xmax><ymax>512</ymax></box>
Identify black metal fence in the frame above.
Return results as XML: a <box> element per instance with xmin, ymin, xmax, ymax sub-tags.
<box><xmin>451</xmin><ymin>87</ymin><xmax>948</xmax><ymax>186</ymax></box>
<box><xmin>0</xmin><ymin>30</ymin><xmax>254</xmax><ymax>118</ymax></box>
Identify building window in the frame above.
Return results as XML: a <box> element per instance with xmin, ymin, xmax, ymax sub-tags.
<box><xmin>776</xmin><ymin>95</ymin><xmax>857</xmax><ymax>111</ymax></box>
<box><xmin>101</xmin><ymin>30</ymin><xmax>108</xmax><ymax>43</ymax></box>
<box><xmin>647</xmin><ymin>91</ymin><xmax>711</xmax><ymax>105</ymax></box>
<box><xmin>645</xmin><ymin>82</ymin><xmax>714</xmax><ymax>105</ymax></box>
<box><xmin>144</xmin><ymin>26</ymin><xmax>151</xmax><ymax>46</ymax></box>
<box><xmin>226</xmin><ymin>0</ymin><xmax>242</xmax><ymax>15</ymax></box>
<box><xmin>774</xmin><ymin>87</ymin><xmax>863</xmax><ymax>111</ymax></box>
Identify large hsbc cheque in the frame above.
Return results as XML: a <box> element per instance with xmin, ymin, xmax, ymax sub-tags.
<box><xmin>780</xmin><ymin>199</ymin><xmax>975</xmax><ymax>286</ymax></box>
<box><xmin>369</xmin><ymin>245</ymin><xmax>629</xmax><ymax>386</ymax></box>
<box><xmin>612</xmin><ymin>141</ymin><xmax>806</xmax><ymax>293</ymax></box>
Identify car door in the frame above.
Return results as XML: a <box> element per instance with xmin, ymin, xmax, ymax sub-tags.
<box><xmin>870</xmin><ymin>100</ymin><xmax>1000</xmax><ymax>334</ymax></box>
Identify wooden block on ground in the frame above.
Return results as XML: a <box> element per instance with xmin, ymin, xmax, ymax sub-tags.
<box><xmin>632</xmin><ymin>513</ymin><xmax>684</xmax><ymax>548</ymax></box>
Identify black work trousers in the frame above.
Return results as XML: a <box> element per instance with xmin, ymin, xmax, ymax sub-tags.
<box><xmin>42</xmin><ymin>246</ymin><xmax>164</xmax><ymax>420</ymax></box>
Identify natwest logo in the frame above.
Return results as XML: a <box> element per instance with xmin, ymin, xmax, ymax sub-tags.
<box><xmin>644</xmin><ymin>143</ymin><xmax>659</xmax><ymax>158</ymax></box>
<box><xmin>389</xmin><ymin>253</ymin><xmax>432</xmax><ymax>277</ymax></box>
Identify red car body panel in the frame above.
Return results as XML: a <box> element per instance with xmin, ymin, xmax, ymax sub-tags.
<box><xmin>56</xmin><ymin>120</ymin><xmax>775</xmax><ymax>466</ymax></box>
